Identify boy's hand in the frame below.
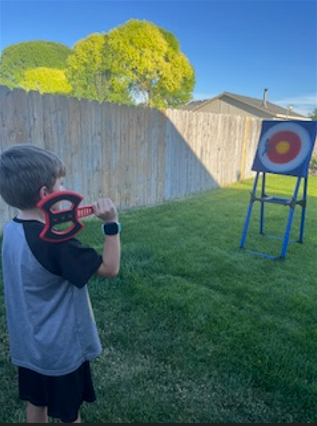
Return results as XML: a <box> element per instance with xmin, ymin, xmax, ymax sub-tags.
<box><xmin>92</xmin><ymin>198</ymin><xmax>118</xmax><ymax>223</ymax></box>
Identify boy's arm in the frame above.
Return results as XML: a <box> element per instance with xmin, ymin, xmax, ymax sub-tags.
<box><xmin>97</xmin><ymin>232</ymin><xmax>121</xmax><ymax>277</ymax></box>
<box><xmin>92</xmin><ymin>198</ymin><xmax>121</xmax><ymax>278</ymax></box>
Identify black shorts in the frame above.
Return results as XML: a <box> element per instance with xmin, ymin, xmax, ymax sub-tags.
<box><xmin>18</xmin><ymin>361</ymin><xmax>96</xmax><ymax>423</ymax></box>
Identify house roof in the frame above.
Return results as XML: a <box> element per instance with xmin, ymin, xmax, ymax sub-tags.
<box><xmin>182</xmin><ymin>91</ymin><xmax>308</xmax><ymax>119</ymax></box>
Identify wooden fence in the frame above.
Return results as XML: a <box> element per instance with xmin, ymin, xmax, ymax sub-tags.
<box><xmin>0</xmin><ymin>85</ymin><xmax>262</xmax><ymax>233</ymax></box>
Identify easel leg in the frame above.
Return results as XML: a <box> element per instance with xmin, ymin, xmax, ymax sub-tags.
<box><xmin>299</xmin><ymin>177</ymin><xmax>308</xmax><ymax>243</ymax></box>
<box><xmin>260</xmin><ymin>173</ymin><xmax>266</xmax><ymax>234</ymax></box>
<box><xmin>240</xmin><ymin>173</ymin><xmax>259</xmax><ymax>248</ymax></box>
<box><xmin>280</xmin><ymin>177</ymin><xmax>302</xmax><ymax>258</ymax></box>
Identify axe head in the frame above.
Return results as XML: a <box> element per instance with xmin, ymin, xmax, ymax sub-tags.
<box><xmin>37</xmin><ymin>190</ymin><xmax>85</xmax><ymax>243</ymax></box>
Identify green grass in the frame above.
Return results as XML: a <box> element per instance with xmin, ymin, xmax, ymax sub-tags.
<box><xmin>1</xmin><ymin>175</ymin><xmax>317</xmax><ymax>423</ymax></box>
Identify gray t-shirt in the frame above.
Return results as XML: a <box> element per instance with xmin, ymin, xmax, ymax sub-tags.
<box><xmin>1</xmin><ymin>218</ymin><xmax>103</xmax><ymax>376</ymax></box>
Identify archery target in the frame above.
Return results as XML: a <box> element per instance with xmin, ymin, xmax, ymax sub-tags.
<box><xmin>253</xmin><ymin>122</ymin><xmax>312</xmax><ymax>175</ymax></box>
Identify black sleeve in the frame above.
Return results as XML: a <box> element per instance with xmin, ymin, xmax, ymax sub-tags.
<box><xmin>24</xmin><ymin>221</ymin><xmax>103</xmax><ymax>288</ymax></box>
<box><xmin>52</xmin><ymin>238</ymin><xmax>103</xmax><ymax>288</ymax></box>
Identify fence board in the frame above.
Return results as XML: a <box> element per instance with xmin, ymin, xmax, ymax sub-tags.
<box><xmin>118</xmin><ymin>105</ymin><xmax>130</xmax><ymax>210</ymax></box>
<box><xmin>26</xmin><ymin>90</ymin><xmax>44</xmax><ymax>145</ymax></box>
<box><xmin>100</xmin><ymin>102</ymin><xmax>113</xmax><ymax>200</ymax></box>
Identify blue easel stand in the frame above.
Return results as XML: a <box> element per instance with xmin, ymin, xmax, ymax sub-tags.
<box><xmin>240</xmin><ymin>120</ymin><xmax>317</xmax><ymax>260</ymax></box>
<box><xmin>240</xmin><ymin>172</ymin><xmax>308</xmax><ymax>260</ymax></box>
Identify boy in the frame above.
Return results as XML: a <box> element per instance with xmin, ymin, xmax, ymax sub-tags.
<box><xmin>0</xmin><ymin>144</ymin><xmax>121</xmax><ymax>423</ymax></box>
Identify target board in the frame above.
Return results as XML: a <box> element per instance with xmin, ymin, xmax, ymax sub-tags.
<box><xmin>252</xmin><ymin>121</ymin><xmax>317</xmax><ymax>177</ymax></box>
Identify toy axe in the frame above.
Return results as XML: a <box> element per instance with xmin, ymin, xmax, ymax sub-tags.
<box><xmin>37</xmin><ymin>190</ymin><xmax>94</xmax><ymax>242</ymax></box>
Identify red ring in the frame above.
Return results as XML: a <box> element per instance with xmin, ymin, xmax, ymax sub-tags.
<box><xmin>267</xmin><ymin>131</ymin><xmax>301</xmax><ymax>164</ymax></box>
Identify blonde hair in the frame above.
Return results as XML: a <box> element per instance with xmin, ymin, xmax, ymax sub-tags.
<box><xmin>0</xmin><ymin>144</ymin><xmax>66</xmax><ymax>209</ymax></box>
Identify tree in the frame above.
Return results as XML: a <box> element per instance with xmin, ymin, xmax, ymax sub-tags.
<box><xmin>20</xmin><ymin>67</ymin><xmax>72</xmax><ymax>95</ymax></box>
<box><xmin>308</xmin><ymin>108</ymin><xmax>317</xmax><ymax>121</ymax></box>
<box><xmin>65</xmin><ymin>33</ymin><xmax>133</xmax><ymax>104</ymax></box>
<box><xmin>0</xmin><ymin>41</ymin><xmax>72</xmax><ymax>89</ymax></box>
<box><xmin>104</xmin><ymin>19</ymin><xmax>195</xmax><ymax>107</ymax></box>
<box><xmin>1</xmin><ymin>21</ymin><xmax>195</xmax><ymax>108</ymax></box>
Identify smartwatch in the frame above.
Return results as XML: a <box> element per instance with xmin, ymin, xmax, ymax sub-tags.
<box><xmin>102</xmin><ymin>222</ymin><xmax>121</xmax><ymax>236</ymax></box>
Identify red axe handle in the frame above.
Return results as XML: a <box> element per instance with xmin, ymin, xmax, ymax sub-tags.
<box><xmin>78</xmin><ymin>205</ymin><xmax>94</xmax><ymax>218</ymax></box>
<box><xmin>37</xmin><ymin>190</ymin><xmax>94</xmax><ymax>243</ymax></box>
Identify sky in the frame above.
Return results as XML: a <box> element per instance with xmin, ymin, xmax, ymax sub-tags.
<box><xmin>0</xmin><ymin>0</ymin><xmax>316</xmax><ymax>116</ymax></box>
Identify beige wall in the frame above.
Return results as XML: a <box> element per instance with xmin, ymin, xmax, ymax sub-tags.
<box><xmin>195</xmin><ymin>96</ymin><xmax>274</xmax><ymax>119</ymax></box>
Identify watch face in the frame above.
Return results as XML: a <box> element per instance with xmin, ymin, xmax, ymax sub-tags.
<box><xmin>103</xmin><ymin>222</ymin><xmax>120</xmax><ymax>235</ymax></box>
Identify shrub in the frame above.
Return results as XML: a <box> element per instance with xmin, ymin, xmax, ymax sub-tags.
<box><xmin>309</xmin><ymin>152</ymin><xmax>317</xmax><ymax>176</ymax></box>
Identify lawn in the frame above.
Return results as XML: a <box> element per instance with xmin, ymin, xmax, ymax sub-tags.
<box><xmin>0</xmin><ymin>174</ymin><xmax>316</xmax><ymax>423</ymax></box>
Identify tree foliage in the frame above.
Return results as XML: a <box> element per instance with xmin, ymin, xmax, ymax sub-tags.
<box><xmin>20</xmin><ymin>67</ymin><xmax>72</xmax><ymax>95</ymax></box>
<box><xmin>0</xmin><ymin>41</ymin><xmax>72</xmax><ymax>88</ymax></box>
<box><xmin>0</xmin><ymin>21</ymin><xmax>195</xmax><ymax>108</ymax></box>
<box><xmin>104</xmin><ymin>19</ymin><xmax>195</xmax><ymax>107</ymax></box>
<box><xmin>65</xmin><ymin>33</ymin><xmax>132</xmax><ymax>104</ymax></box>
<box><xmin>308</xmin><ymin>108</ymin><xmax>317</xmax><ymax>121</ymax></box>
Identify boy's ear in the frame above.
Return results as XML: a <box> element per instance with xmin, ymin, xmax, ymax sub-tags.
<box><xmin>39</xmin><ymin>186</ymin><xmax>48</xmax><ymax>200</ymax></box>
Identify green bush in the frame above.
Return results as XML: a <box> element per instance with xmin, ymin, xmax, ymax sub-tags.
<box><xmin>309</xmin><ymin>152</ymin><xmax>317</xmax><ymax>175</ymax></box>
